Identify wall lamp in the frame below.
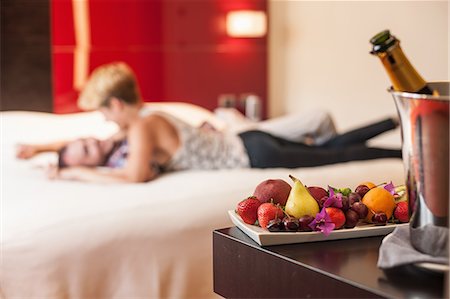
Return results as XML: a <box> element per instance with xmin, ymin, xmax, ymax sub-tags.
<box><xmin>226</xmin><ymin>10</ymin><xmax>267</xmax><ymax>38</ymax></box>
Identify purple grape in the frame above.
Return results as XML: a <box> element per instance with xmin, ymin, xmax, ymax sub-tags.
<box><xmin>283</xmin><ymin>216</ymin><xmax>299</xmax><ymax>232</ymax></box>
<box><xmin>372</xmin><ymin>212</ymin><xmax>388</xmax><ymax>226</ymax></box>
<box><xmin>355</xmin><ymin>185</ymin><xmax>370</xmax><ymax>198</ymax></box>
<box><xmin>351</xmin><ymin>201</ymin><xmax>369</xmax><ymax>219</ymax></box>
<box><xmin>341</xmin><ymin>195</ymin><xmax>350</xmax><ymax>211</ymax></box>
<box><xmin>267</xmin><ymin>218</ymin><xmax>284</xmax><ymax>232</ymax></box>
<box><xmin>348</xmin><ymin>192</ymin><xmax>361</xmax><ymax>206</ymax></box>
<box><xmin>298</xmin><ymin>215</ymin><xmax>314</xmax><ymax>232</ymax></box>
<box><xmin>345</xmin><ymin>209</ymin><xmax>359</xmax><ymax>228</ymax></box>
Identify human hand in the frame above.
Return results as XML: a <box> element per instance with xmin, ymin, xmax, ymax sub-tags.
<box><xmin>46</xmin><ymin>165</ymin><xmax>81</xmax><ymax>181</ymax></box>
<box><xmin>45</xmin><ymin>164</ymin><xmax>60</xmax><ymax>180</ymax></box>
<box><xmin>16</xmin><ymin>144</ymin><xmax>38</xmax><ymax>159</ymax></box>
<box><xmin>53</xmin><ymin>166</ymin><xmax>88</xmax><ymax>181</ymax></box>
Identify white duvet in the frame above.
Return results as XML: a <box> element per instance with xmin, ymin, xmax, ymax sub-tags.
<box><xmin>0</xmin><ymin>107</ymin><xmax>404</xmax><ymax>298</ymax></box>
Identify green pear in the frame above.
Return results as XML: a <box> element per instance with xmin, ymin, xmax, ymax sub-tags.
<box><xmin>285</xmin><ymin>175</ymin><xmax>320</xmax><ymax>219</ymax></box>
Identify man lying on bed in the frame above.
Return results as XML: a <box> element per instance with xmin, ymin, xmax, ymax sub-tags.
<box><xmin>16</xmin><ymin>62</ymin><xmax>401</xmax><ymax>183</ymax></box>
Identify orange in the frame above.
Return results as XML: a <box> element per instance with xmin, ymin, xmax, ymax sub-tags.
<box><xmin>361</xmin><ymin>187</ymin><xmax>396</xmax><ymax>222</ymax></box>
<box><xmin>359</xmin><ymin>181</ymin><xmax>376</xmax><ymax>189</ymax></box>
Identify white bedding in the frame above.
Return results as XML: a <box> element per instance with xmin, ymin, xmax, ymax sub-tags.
<box><xmin>0</xmin><ymin>107</ymin><xmax>404</xmax><ymax>298</ymax></box>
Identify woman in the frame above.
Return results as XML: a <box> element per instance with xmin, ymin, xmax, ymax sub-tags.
<box><xmin>17</xmin><ymin>62</ymin><xmax>401</xmax><ymax>183</ymax></box>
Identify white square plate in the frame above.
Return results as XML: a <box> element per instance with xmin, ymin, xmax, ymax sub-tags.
<box><xmin>228</xmin><ymin>210</ymin><xmax>408</xmax><ymax>246</ymax></box>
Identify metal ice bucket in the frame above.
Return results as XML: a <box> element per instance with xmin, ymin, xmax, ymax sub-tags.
<box><xmin>390</xmin><ymin>82</ymin><xmax>449</xmax><ymax>257</ymax></box>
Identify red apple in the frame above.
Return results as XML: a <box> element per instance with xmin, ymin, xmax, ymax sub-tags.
<box><xmin>307</xmin><ymin>186</ymin><xmax>328</xmax><ymax>201</ymax></box>
<box><xmin>253</xmin><ymin>179</ymin><xmax>291</xmax><ymax>206</ymax></box>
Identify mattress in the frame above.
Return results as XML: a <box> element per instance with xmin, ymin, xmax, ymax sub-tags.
<box><xmin>0</xmin><ymin>107</ymin><xmax>405</xmax><ymax>298</ymax></box>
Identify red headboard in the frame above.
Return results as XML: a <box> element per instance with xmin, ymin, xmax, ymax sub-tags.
<box><xmin>52</xmin><ymin>0</ymin><xmax>267</xmax><ymax>117</ymax></box>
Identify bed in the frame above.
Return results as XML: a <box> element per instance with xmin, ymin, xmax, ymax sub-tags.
<box><xmin>0</xmin><ymin>104</ymin><xmax>404</xmax><ymax>298</ymax></box>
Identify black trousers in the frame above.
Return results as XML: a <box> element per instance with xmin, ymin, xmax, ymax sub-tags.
<box><xmin>239</xmin><ymin>118</ymin><xmax>402</xmax><ymax>168</ymax></box>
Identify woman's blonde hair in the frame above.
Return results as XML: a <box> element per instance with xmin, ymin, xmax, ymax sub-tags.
<box><xmin>78</xmin><ymin>62</ymin><xmax>142</xmax><ymax>110</ymax></box>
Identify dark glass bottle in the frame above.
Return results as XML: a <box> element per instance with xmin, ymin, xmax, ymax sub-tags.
<box><xmin>370</xmin><ymin>30</ymin><xmax>434</xmax><ymax>95</ymax></box>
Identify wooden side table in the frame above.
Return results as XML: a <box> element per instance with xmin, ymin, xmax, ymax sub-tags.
<box><xmin>213</xmin><ymin>227</ymin><xmax>445</xmax><ymax>298</ymax></box>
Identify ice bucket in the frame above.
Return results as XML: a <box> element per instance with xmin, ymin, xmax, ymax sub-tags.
<box><xmin>390</xmin><ymin>82</ymin><xmax>449</xmax><ymax>257</ymax></box>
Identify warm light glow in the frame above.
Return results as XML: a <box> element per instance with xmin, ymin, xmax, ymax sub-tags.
<box><xmin>72</xmin><ymin>0</ymin><xmax>91</xmax><ymax>90</ymax></box>
<box><xmin>226</xmin><ymin>10</ymin><xmax>267</xmax><ymax>38</ymax></box>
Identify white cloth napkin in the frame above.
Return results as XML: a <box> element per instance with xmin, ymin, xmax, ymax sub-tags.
<box><xmin>378</xmin><ymin>225</ymin><xmax>448</xmax><ymax>269</ymax></box>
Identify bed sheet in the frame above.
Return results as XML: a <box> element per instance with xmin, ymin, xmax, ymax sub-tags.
<box><xmin>0</xmin><ymin>109</ymin><xmax>405</xmax><ymax>298</ymax></box>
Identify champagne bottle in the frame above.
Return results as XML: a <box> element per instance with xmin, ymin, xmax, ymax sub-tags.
<box><xmin>370</xmin><ymin>30</ymin><xmax>434</xmax><ymax>95</ymax></box>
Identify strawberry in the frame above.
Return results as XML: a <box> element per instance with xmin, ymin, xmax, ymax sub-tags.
<box><xmin>325</xmin><ymin>207</ymin><xmax>346</xmax><ymax>229</ymax></box>
<box><xmin>236</xmin><ymin>197</ymin><xmax>262</xmax><ymax>225</ymax></box>
<box><xmin>257</xmin><ymin>202</ymin><xmax>284</xmax><ymax>229</ymax></box>
<box><xmin>394</xmin><ymin>201</ymin><xmax>409</xmax><ymax>223</ymax></box>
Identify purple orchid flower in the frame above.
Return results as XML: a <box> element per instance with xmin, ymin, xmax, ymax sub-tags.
<box><xmin>323</xmin><ymin>186</ymin><xmax>343</xmax><ymax>208</ymax></box>
<box><xmin>309</xmin><ymin>208</ymin><xmax>335</xmax><ymax>236</ymax></box>
<box><xmin>384</xmin><ymin>181</ymin><xmax>396</xmax><ymax>195</ymax></box>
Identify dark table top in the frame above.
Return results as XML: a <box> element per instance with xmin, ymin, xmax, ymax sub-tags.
<box><xmin>215</xmin><ymin>227</ymin><xmax>445</xmax><ymax>299</ymax></box>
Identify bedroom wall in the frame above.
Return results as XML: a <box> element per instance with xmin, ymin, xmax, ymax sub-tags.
<box><xmin>268</xmin><ymin>1</ymin><xmax>448</xmax><ymax>130</ymax></box>
<box><xmin>52</xmin><ymin>0</ymin><xmax>268</xmax><ymax>115</ymax></box>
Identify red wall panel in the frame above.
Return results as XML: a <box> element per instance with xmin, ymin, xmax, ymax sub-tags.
<box><xmin>51</xmin><ymin>0</ymin><xmax>267</xmax><ymax>117</ymax></box>
<box><xmin>88</xmin><ymin>1</ymin><xmax>163</xmax><ymax>47</ymax></box>
<box><xmin>52</xmin><ymin>0</ymin><xmax>76</xmax><ymax>46</ymax></box>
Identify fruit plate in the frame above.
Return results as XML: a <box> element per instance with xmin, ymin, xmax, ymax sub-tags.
<box><xmin>228</xmin><ymin>210</ymin><xmax>408</xmax><ymax>246</ymax></box>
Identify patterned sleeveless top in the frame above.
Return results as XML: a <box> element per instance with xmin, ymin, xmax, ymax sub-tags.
<box><xmin>105</xmin><ymin>140</ymin><xmax>128</xmax><ymax>168</ymax></box>
<box><xmin>105</xmin><ymin>139</ymin><xmax>162</xmax><ymax>174</ymax></box>
<box><xmin>140</xmin><ymin>109</ymin><xmax>250</xmax><ymax>171</ymax></box>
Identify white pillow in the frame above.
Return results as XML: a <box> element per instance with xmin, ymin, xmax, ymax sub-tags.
<box><xmin>1</xmin><ymin>102</ymin><xmax>226</xmax><ymax>147</ymax></box>
<box><xmin>143</xmin><ymin>102</ymin><xmax>226</xmax><ymax>130</ymax></box>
